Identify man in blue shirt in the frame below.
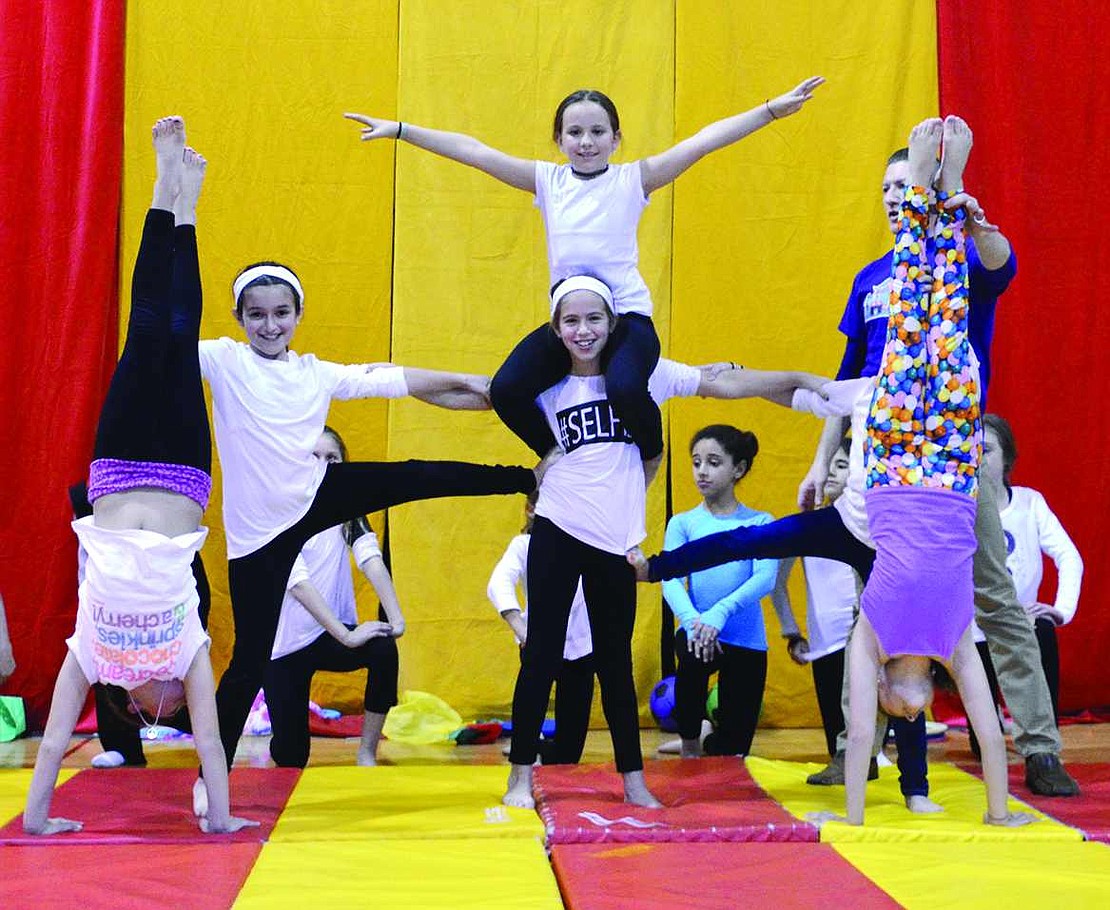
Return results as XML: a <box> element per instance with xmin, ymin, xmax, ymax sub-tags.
<box><xmin>800</xmin><ymin>147</ymin><xmax>1078</xmax><ymax>797</ymax></box>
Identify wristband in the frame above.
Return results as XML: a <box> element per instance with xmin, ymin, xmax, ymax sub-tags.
<box><xmin>396</xmin><ymin>121</ymin><xmax>405</xmax><ymax>140</ymax></box>
<box><xmin>765</xmin><ymin>100</ymin><xmax>778</xmax><ymax>120</ymax></box>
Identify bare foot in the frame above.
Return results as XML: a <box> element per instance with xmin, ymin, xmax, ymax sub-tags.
<box><xmin>643</xmin><ymin>454</ymin><xmax>663</xmax><ymax>487</ymax></box>
<box><xmin>192</xmin><ymin>777</ymin><xmax>209</xmax><ymax>818</ymax></box>
<box><xmin>623</xmin><ymin>770</ymin><xmax>663</xmax><ymax>809</ymax></box>
<box><xmin>503</xmin><ymin>763</ymin><xmax>535</xmax><ymax>809</ymax></box>
<box><xmin>938</xmin><ymin>115</ymin><xmax>973</xmax><ymax>194</ymax></box>
<box><xmin>355</xmin><ymin>750</ymin><xmax>378</xmax><ymax>767</ymax></box>
<box><xmin>905</xmin><ymin>794</ymin><xmax>944</xmax><ymax>813</ymax></box>
<box><xmin>907</xmin><ymin>117</ymin><xmax>943</xmax><ymax>188</ymax></box>
<box><xmin>626</xmin><ymin>546</ymin><xmax>649</xmax><ymax>581</ymax></box>
<box><xmin>151</xmin><ymin>116</ymin><xmax>185</xmax><ymax>211</ymax></box>
<box><xmin>173</xmin><ymin>147</ymin><xmax>207</xmax><ymax>226</ymax></box>
<box><xmin>680</xmin><ymin>737</ymin><xmax>703</xmax><ymax>759</ymax></box>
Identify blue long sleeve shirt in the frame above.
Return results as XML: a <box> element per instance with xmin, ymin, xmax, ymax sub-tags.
<box><xmin>661</xmin><ymin>503</ymin><xmax>778</xmax><ymax>650</ymax></box>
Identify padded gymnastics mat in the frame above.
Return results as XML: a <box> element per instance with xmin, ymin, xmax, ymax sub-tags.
<box><xmin>268</xmin><ymin>764</ymin><xmax>545</xmax><ymax>842</ymax></box>
<box><xmin>0</xmin><ymin>767</ymin><xmax>299</xmax><ymax>845</ymax></box>
<box><xmin>834</xmin><ymin>841</ymin><xmax>1110</xmax><ymax>909</ymax></box>
<box><xmin>534</xmin><ymin>757</ymin><xmax>817</xmax><ymax>844</ymax></box>
<box><xmin>0</xmin><ymin>768</ymin><xmax>77</xmax><ymax>828</ymax></box>
<box><xmin>234</xmin><ymin>837</ymin><xmax>562</xmax><ymax>909</ymax></box>
<box><xmin>745</xmin><ymin>756</ymin><xmax>1079</xmax><ymax>843</ymax></box>
<box><xmin>3</xmin><ymin>842</ymin><xmax>262</xmax><ymax>910</ymax></box>
<box><xmin>551</xmin><ymin>842</ymin><xmax>901</xmax><ymax>909</ymax></box>
<box><xmin>958</xmin><ymin>761</ymin><xmax>1110</xmax><ymax>842</ymax></box>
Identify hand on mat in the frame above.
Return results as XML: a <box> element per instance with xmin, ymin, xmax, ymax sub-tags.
<box><xmin>200</xmin><ymin>814</ymin><xmax>261</xmax><ymax>834</ymax></box>
<box><xmin>343</xmin><ymin>621</ymin><xmax>394</xmax><ymax>648</ymax></box>
<box><xmin>26</xmin><ymin>817</ymin><xmax>83</xmax><ymax>835</ymax></box>
<box><xmin>806</xmin><ymin>810</ymin><xmax>852</xmax><ymax>826</ymax></box>
<box><xmin>345</xmin><ymin>112</ymin><xmax>401</xmax><ymax>141</ymax></box>
<box><xmin>689</xmin><ymin>621</ymin><xmax>722</xmax><ymax>663</ymax></box>
<box><xmin>626</xmin><ymin>547</ymin><xmax>650</xmax><ymax>582</ymax></box>
<box><xmin>984</xmin><ymin>810</ymin><xmax>1039</xmax><ymax>828</ymax></box>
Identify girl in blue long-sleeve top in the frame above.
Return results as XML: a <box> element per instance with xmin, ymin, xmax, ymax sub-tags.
<box><xmin>663</xmin><ymin>425</ymin><xmax>778</xmax><ymax>758</ymax></box>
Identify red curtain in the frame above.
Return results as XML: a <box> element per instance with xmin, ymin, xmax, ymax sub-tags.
<box><xmin>938</xmin><ymin>2</ymin><xmax>1110</xmax><ymax>711</ymax></box>
<box><xmin>0</xmin><ymin>2</ymin><xmax>125</xmax><ymax>727</ymax></box>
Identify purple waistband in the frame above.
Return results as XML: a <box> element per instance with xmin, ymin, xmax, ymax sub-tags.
<box><xmin>88</xmin><ymin>459</ymin><xmax>211</xmax><ymax>511</ymax></box>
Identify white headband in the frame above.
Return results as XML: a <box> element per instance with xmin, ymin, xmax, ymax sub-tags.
<box><xmin>233</xmin><ymin>265</ymin><xmax>305</xmax><ymax>308</ymax></box>
<box><xmin>550</xmin><ymin>275</ymin><xmax>614</xmax><ymax>315</ymax></box>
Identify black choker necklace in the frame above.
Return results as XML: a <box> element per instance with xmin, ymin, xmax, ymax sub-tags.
<box><xmin>571</xmin><ymin>165</ymin><xmax>609</xmax><ymax>180</ymax></box>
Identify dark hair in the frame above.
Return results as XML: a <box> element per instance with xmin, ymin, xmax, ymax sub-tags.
<box><xmin>552</xmin><ymin>90</ymin><xmax>620</xmax><ymax>142</ymax></box>
<box><xmin>836</xmin><ymin>434</ymin><xmax>851</xmax><ymax>458</ymax></box>
<box><xmin>233</xmin><ymin>260</ymin><xmax>303</xmax><ymax>315</ymax></box>
<box><xmin>887</xmin><ymin>147</ymin><xmax>909</xmax><ymax>165</ymax></box>
<box><xmin>983</xmin><ymin>413</ymin><xmax>1018</xmax><ymax>482</ymax></box>
<box><xmin>321</xmin><ymin>425</ymin><xmax>349</xmax><ymax>463</ymax></box>
<box><xmin>690</xmin><ymin>424</ymin><xmax>759</xmax><ymax>476</ymax></box>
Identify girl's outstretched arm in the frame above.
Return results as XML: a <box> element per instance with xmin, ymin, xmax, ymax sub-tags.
<box><xmin>186</xmin><ymin>648</ymin><xmax>259</xmax><ymax>834</ymax></box>
<box><xmin>949</xmin><ymin>631</ymin><xmax>1038</xmax><ymax>827</ymax></box>
<box><xmin>23</xmin><ymin>653</ymin><xmax>89</xmax><ymax>835</ymax></box>
<box><xmin>696</xmin><ymin>365</ymin><xmax>830</xmax><ymax>407</ymax></box>
<box><xmin>344</xmin><ymin>113</ymin><xmax>537</xmax><ymax>192</ymax></box>
<box><xmin>639</xmin><ymin>76</ymin><xmax>824</xmax><ymax>194</ymax></box>
<box><xmin>403</xmin><ymin>367</ymin><xmax>492</xmax><ymax>410</ymax></box>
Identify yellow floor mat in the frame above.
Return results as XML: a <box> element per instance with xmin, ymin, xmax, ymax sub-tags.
<box><xmin>269</xmin><ymin>764</ymin><xmax>545</xmax><ymax>841</ymax></box>
<box><xmin>746</xmin><ymin>757</ymin><xmax>1079</xmax><ymax>843</ymax></box>
<box><xmin>0</xmin><ymin>768</ymin><xmax>78</xmax><ymax>827</ymax></box>
<box><xmin>835</xmin><ymin>841</ymin><xmax>1110</xmax><ymax>909</ymax></box>
<box><xmin>233</xmin><ymin>837</ymin><xmax>563</xmax><ymax>909</ymax></box>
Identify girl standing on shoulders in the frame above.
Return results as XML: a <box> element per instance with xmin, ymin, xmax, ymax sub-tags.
<box><xmin>345</xmin><ymin>76</ymin><xmax>823</xmax><ymax>483</ymax></box>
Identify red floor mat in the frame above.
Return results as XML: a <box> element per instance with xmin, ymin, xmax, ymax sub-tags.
<box><xmin>0</xmin><ymin>767</ymin><xmax>299</xmax><ymax>845</ymax></box>
<box><xmin>958</xmin><ymin>761</ymin><xmax>1110</xmax><ymax>842</ymax></box>
<box><xmin>3</xmin><ymin>843</ymin><xmax>262</xmax><ymax>910</ymax></box>
<box><xmin>551</xmin><ymin>842</ymin><xmax>900</xmax><ymax>909</ymax></box>
<box><xmin>534</xmin><ymin>757</ymin><xmax>817</xmax><ymax>844</ymax></box>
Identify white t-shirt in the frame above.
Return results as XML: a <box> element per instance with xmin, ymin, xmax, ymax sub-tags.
<box><xmin>801</xmin><ymin>554</ymin><xmax>859</xmax><ymax>660</ymax></box>
<box><xmin>535</xmin><ymin>358</ymin><xmax>701</xmax><ymax>554</ymax></box>
<box><xmin>1001</xmin><ymin>486</ymin><xmax>1083</xmax><ymax>624</ymax></box>
<box><xmin>487</xmin><ymin>534</ymin><xmax>593</xmax><ymax>661</ymax></box>
<box><xmin>271</xmin><ymin>525</ymin><xmax>382</xmax><ymax>660</ymax></box>
<box><xmin>198</xmin><ymin>338</ymin><xmax>408</xmax><ymax>558</ymax></box>
<box><xmin>67</xmin><ymin>518</ymin><xmax>210</xmax><ymax>689</ymax></box>
<box><xmin>534</xmin><ymin>161</ymin><xmax>652</xmax><ymax>317</ymax></box>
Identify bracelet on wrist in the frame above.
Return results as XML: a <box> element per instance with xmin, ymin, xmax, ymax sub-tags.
<box><xmin>765</xmin><ymin>100</ymin><xmax>778</xmax><ymax>120</ymax></box>
<box><xmin>396</xmin><ymin>121</ymin><xmax>405</xmax><ymax>140</ymax></box>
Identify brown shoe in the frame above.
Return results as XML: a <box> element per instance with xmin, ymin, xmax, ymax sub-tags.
<box><xmin>806</xmin><ymin>752</ymin><xmax>879</xmax><ymax>786</ymax></box>
<box><xmin>1025</xmin><ymin>752</ymin><xmax>1081</xmax><ymax>797</ymax></box>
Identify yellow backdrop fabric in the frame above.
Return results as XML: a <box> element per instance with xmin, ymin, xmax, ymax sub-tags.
<box><xmin>388</xmin><ymin>0</ymin><xmax>675</xmax><ymax>724</ymax></box>
<box><xmin>122</xmin><ymin>2</ymin><xmax>400</xmax><ymax>708</ymax></box>
<box><xmin>121</xmin><ymin>2</ymin><xmax>939</xmax><ymax>726</ymax></box>
<box><xmin>668</xmin><ymin>0</ymin><xmax>938</xmax><ymax>726</ymax></box>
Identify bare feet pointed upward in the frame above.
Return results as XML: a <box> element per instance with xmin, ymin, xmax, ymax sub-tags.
<box><xmin>938</xmin><ymin>115</ymin><xmax>973</xmax><ymax>195</ymax></box>
<box><xmin>174</xmin><ymin>147</ymin><xmax>207</xmax><ymax>226</ymax></box>
<box><xmin>907</xmin><ymin>117</ymin><xmax>943</xmax><ymax>189</ymax></box>
<box><xmin>151</xmin><ymin>116</ymin><xmax>186</xmax><ymax>211</ymax></box>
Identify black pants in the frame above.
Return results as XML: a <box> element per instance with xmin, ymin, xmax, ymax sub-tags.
<box><xmin>969</xmin><ymin>618</ymin><xmax>1060</xmax><ymax>758</ymax></box>
<box><xmin>93</xmin><ymin>209</ymin><xmax>209</xmax><ymax>472</ymax></box>
<box><xmin>509</xmin><ymin>517</ymin><xmax>642</xmax><ymax>772</ymax></box>
<box><xmin>532</xmin><ymin>653</ymin><xmax>595</xmax><ymax>766</ymax></box>
<box><xmin>674</xmin><ymin>629</ymin><xmax>767</xmax><ymax>755</ymax></box>
<box><xmin>489</xmin><ymin>314</ymin><xmax>662</xmax><ymax>459</ymax></box>
<box><xmin>811</xmin><ymin>648</ymin><xmax>847</xmax><ymax>758</ymax></box>
<box><xmin>216</xmin><ymin>461</ymin><xmax>534</xmax><ymax>770</ymax></box>
<box><xmin>264</xmin><ymin>628</ymin><xmax>399</xmax><ymax>768</ymax></box>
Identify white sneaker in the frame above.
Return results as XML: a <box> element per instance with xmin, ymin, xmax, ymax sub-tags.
<box><xmin>91</xmin><ymin>750</ymin><xmax>126</xmax><ymax>769</ymax></box>
<box><xmin>876</xmin><ymin>750</ymin><xmax>895</xmax><ymax>768</ymax></box>
<box><xmin>925</xmin><ymin>720</ymin><xmax>948</xmax><ymax>737</ymax></box>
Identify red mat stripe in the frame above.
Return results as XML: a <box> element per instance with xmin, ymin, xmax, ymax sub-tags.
<box><xmin>957</xmin><ymin>761</ymin><xmax>1110</xmax><ymax>842</ymax></box>
<box><xmin>0</xmin><ymin>767</ymin><xmax>300</xmax><ymax>845</ymax></box>
<box><xmin>551</xmin><ymin>842</ymin><xmax>901</xmax><ymax>910</ymax></box>
<box><xmin>534</xmin><ymin>757</ymin><xmax>817</xmax><ymax>845</ymax></box>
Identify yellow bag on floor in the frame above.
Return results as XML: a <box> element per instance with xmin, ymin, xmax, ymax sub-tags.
<box><xmin>382</xmin><ymin>690</ymin><xmax>462</xmax><ymax>745</ymax></box>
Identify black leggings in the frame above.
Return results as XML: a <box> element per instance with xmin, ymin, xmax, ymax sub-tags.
<box><xmin>674</xmin><ymin>629</ymin><xmax>767</xmax><ymax>755</ymax></box>
<box><xmin>810</xmin><ymin>648</ymin><xmax>847</xmax><ymax>758</ymax></box>
<box><xmin>216</xmin><ymin>460</ymin><xmax>534</xmax><ymax>769</ymax></box>
<box><xmin>489</xmin><ymin>314</ymin><xmax>662</xmax><ymax>459</ymax></box>
<box><xmin>264</xmin><ymin>628</ymin><xmax>399</xmax><ymax>768</ymax></box>
<box><xmin>509</xmin><ymin>517</ymin><xmax>642</xmax><ymax>772</ymax></box>
<box><xmin>532</xmin><ymin>653</ymin><xmax>595</xmax><ymax>766</ymax></box>
<box><xmin>93</xmin><ymin>209</ymin><xmax>209</xmax><ymax>472</ymax></box>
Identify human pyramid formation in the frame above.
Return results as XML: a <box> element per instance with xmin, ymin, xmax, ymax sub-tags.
<box><xmin>20</xmin><ymin>74</ymin><xmax>1082</xmax><ymax>835</ymax></box>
